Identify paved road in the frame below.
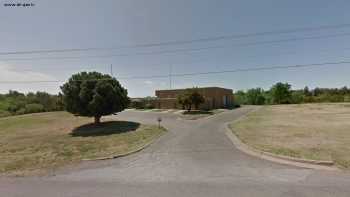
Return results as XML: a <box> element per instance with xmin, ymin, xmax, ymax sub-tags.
<box><xmin>1</xmin><ymin>106</ymin><xmax>350</xmax><ymax>197</ymax></box>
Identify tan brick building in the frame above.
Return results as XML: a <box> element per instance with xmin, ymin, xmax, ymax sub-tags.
<box><xmin>151</xmin><ymin>87</ymin><xmax>234</xmax><ymax>110</ymax></box>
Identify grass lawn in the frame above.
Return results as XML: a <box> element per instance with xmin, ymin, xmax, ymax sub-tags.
<box><xmin>0</xmin><ymin>111</ymin><xmax>166</xmax><ymax>176</ymax></box>
<box><xmin>230</xmin><ymin>103</ymin><xmax>350</xmax><ymax>169</ymax></box>
<box><xmin>150</xmin><ymin>109</ymin><xmax>168</xmax><ymax>112</ymax></box>
<box><xmin>134</xmin><ymin>108</ymin><xmax>153</xmax><ymax>111</ymax></box>
<box><xmin>180</xmin><ymin>109</ymin><xmax>225</xmax><ymax>120</ymax></box>
<box><xmin>133</xmin><ymin>108</ymin><xmax>168</xmax><ymax>112</ymax></box>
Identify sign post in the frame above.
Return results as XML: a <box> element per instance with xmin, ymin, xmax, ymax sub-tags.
<box><xmin>157</xmin><ymin>117</ymin><xmax>162</xmax><ymax>128</ymax></box>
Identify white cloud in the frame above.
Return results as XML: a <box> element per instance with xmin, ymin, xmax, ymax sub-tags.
<box><xmin>143</xmin><ymin>80</ymin><xmax>154</xmax><ymax>85</ymax></box>
<box><xmin>0</xmin><ymin>63</ymin><xmax>55</xmax><ymax>81</ymax></box>
<box><xmin>159</xmin><ymin>82</ymin><xmax>167</xmax><ymax>87</ymax></box>
<box><xmin>0</xmin><ymin>62</ymin><xmax>58</xmax><ymax>94</ymax></box>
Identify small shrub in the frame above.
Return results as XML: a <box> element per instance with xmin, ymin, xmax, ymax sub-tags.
<box><xmin>25</xmin><ymin>103</ymin><xmax>44</xmax><ymax>113</ymax></box>
<box><xmin>231</xmin><ymin>101</ymin><xmax>241</xmax><ymax>108</ymax></box>
<box><xmin>15</xmin><ymin>108</ymin><xmax>26</xmax><ymax>115</ymax></box>
<box><xmin>7</xmin><ymin>102</ymin><xmax>25</xmax><ymax>113</ymax></box>
<box><xmin>0</xmin><ymin>110</ymin><xmax>11</xmax><ymax>117</ymax></box>
<box><xmin>344</xmin><ymin>96</ymin><xmax>350</xmax><ymax>102</ymax></box>
<box><xmin>130</xmin><ymin>100</ymin><xmax>145</xmax><ymax>109</ymax></box>
<box><xmin>145</xmin><ymin>103</ymin><xmax>154</xmax><ymax>109</ymax></box>
<box><xmin>291</xmin><ymin>91</ymin><xmax>304</xmax><ymax>104</ymax></box>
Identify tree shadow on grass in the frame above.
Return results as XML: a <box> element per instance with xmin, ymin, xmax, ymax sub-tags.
<box><xmin>70</xmin><ymin>121</ymin><xmax>140</xmax><ymax>137</ymax></box>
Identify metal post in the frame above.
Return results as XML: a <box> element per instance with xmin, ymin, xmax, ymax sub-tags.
<box><xmin>169</xmin><ymin>65</ymin><xmax>172</xmax><ymax>89</ymax></box>
<box><xmin>157</xmin><ymin>117</ymin><xmax>162</xmax><ymax>128</ymax></box>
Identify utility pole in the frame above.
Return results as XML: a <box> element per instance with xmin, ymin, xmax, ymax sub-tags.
<box><xmin>169</xmin><ymin>65</ymin><xmax>172</xmax><ymax>89</ymax></box>
<box><xmin>110</xmin><ymin>64</ymin><xmax>113</xmax><ymax>77</ymax></box>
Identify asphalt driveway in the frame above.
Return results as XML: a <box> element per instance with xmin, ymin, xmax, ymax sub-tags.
<box><xmin>1</xmin><ymin>106</ymin><xmax>350</xmax><ymax>197</ymax></box>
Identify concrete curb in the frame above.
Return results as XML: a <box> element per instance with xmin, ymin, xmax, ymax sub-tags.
<box><xmin>82</xmin><ymin>132</ymin><xmax>164</xmax><ymax>161</ymax></box>
<box><xmin>225</xmin><ymin>122</ymin><xmax>339</xmax><ymax>171</ymax></box>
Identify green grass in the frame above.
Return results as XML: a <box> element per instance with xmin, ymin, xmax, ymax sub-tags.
<box><xmin>230</xmin><ymin>103</ymin><xmax>350</xmax><ymax>169</ymax></box>
<box><xmin>0</xmin><ymin>112</ymin><xmax>166</xmax><ymax>176</ymax></box>
<box><xmin>180</xmin><ymin>109</ymin><xmax>224</xmax><ymax>120</ymax></box>
<box><xmin>134</xmin><ymin>108</ymin><xmax>168</xmax><ymax>112</ymax></box>
<box><xmin>135</xmin><ymin>108</ymin><xmax>153</xmax><ymax>111</ymax></box>
<box><xmin>182</xmin><ymin>110</ymin><xmax>214</xmax><ymax>115</ymax></box>
<box><xmin>150</xmin><ymin>109</ymin><xmax>168</xmax><ymax>112</ymax></box>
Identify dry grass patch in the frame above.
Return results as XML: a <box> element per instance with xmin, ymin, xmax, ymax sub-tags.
<box><xmin>0</xmin><ymin>112</ymin><xmax>166</xmax><ymax>176</ymax></box>
<box><xmin>230</xmin><ymin>103</ymin><xmax>350</xmax><ymax>168</ymax></box>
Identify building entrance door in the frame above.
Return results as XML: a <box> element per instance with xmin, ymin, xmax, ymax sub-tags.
<box><xmin>223</xmin><ymin>96</ymin><xmax>227</xmax><ymax>107</ymax></box>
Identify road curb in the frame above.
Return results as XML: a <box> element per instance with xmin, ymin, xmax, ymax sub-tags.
<box><xmin>82</xmin><ymin>132</ymin><xmax>164</xmax><ymax>161</ymax></box>
<box><xmin>225</xmin><ymin>122</ymin><xmax>339</xmax><ymax>171</ymax></box>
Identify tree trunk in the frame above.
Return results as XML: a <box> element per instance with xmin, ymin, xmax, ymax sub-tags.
<box><xmin>188</xmin><ymin>104</ymin><xmax>192</xmax><ymax>112</ymax></box>
<box><xmin>94</xmin><ymin>116</ymin><xmax>101</xmax><ymax>125</ymax></box>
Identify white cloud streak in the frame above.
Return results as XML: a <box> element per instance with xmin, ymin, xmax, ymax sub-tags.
<box><xmin>0</xmin><ymin>62</ymin><xmax>58</xmax><ymax>94</ymax></box>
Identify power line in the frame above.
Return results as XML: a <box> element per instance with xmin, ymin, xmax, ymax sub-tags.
<box><xmin>11</xmin><ymin>46</ymin><xmax>350</xmax><ymax>72</ymax></box>
<box><xmin>3</xmin><ymin>32</ymin><xmax>350</xmax><ymax>62</ymax></box>
<box><xmin>120</xmin><ymin>60</ymin><xmax>350</xmax><ymax>79</ymax></box>
<box><xmin>1</xmin><ymin>60</ymin><xmax>349</xmax><ymax>83</ymax></box>
<box><xmin>0</xmin><ymin>78</ymin><xmax>115</xmax><ymax>84</ymax></box>
<box><xmin>2</xmin><ymin>23</ymin><xmax>350</xmax><ymax>56</ymax></box>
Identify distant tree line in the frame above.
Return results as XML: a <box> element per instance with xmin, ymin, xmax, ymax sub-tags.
<box><xmin>235</xmin><ymin>82</ymin><xmax>350</xmax><ymax>105</ymax></box>
<box><xmin>129</xmin><ymin>96</ymin><xmax>156</xmax><ymax>109</ymax></box>
<box><xmin>0</xmin><ymin>90</ymin><xmax>64</xmax><ymax>117</ymax></box>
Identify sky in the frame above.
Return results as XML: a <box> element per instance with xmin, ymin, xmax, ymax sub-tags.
<box><xmin>1</xmin><ymin>0</ymin><xmax>350</xmax><ymax>97</ymax></box>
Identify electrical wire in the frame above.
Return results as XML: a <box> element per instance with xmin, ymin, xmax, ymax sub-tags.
<box><xmin>1</xmin><ymin>23</ymin><xmax>350</xmax><ymax>56</ymax></box>
<box><xmin>0</xmin><ymin>60</ymin><xmax>349</xmax><ymax>83</ymax></box>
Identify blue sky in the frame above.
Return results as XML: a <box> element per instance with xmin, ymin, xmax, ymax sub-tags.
<box><xmin>1</xmin><ymin>0</ymin><xmax>350</xmax><ymax>97</ymax></box>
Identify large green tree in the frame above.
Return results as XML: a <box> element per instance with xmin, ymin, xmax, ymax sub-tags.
<box><xmin>189</xmin><ymin>88</ymin><xmax>205</xmax><ymax>110</ymax></box>
<box><xmin>61</xmin><ymin>72</ymin><xmax>129</xmax><ymax>124</ymax></box>
<box><xmin>177</xmin><ymin>90</ymin><xmax>193</xmax><ymax>111</ymax></box>
<box><xmin>246</xmin><ymin>88</ymin><xmax>266</xmax><ymax>105</ymax></box>
<box><xmin>176</xmin><ymin>94</ymin><xmax>187</xmax><ymax>110</ymax></box>
<box><xmin>270</xmin><ymin>82</ymin><xmax>292</xmax><ymax>104</ymax></box>
<box><xmin>177</xmin><ymin>88</ymin><xmax>205</xmax><ymax>111</ymax></box>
